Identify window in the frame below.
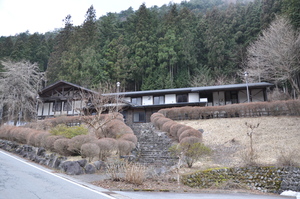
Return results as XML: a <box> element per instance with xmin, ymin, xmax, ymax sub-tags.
<box><xmin>132</xmin><ymin>97</ymin><xmax>142</xmax><ymax>105</ymax></box>
<box><xmin>133</xmin><ymin>111</ymin><xmax>145</xmax><ymax>122</ymax></box>
<box><xmin>52</xmin><ymin>101</ymin><xmax>62</xmax><ymax>112</ymax></box>
<box><xmin>153</xmin><ymin>96</ymin><xmax>165</xmax><ymax>105</ymax></box>
<box><xmin>176</xmin><ymin>94</ymin><xmax>188</xmax><ymax>103</ymax></box>
<box><xmin>225</xmin><ymin>91</ymin><xmax>238</xmax><ymax>104</ymax></box>
<box><xmin>63</xmin><ymin>101</ymin><xmax>72</xmax><ymax>111</ymax></box>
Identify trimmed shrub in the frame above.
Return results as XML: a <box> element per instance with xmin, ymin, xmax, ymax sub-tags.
<box><xmin>150</xmin><ymin>112</ymin><xmax>164</xmax><ymax>123</ymax></box>
<box><xmin>104</xmin><ymin>119</ymin><xmax>134</xmax><ymax>139</ymax></box>
<box><xmin>68</xmin><ymin>135</ymin><xmax>95</xmax><ymax>155</ymax></box>
<box><xmin>54</xmin><ymin>138</ymin><xmax>72</xmax><ymax>156</ymax></box>
<box><xmin>50</xmin><ymin>124</ymin><xmax>88</xmax><ymax>139</ymax></box>
<box><xmin>94</xmin><ymin>138</ymin><xmax>118</xmax><ymax>161</ymax></box>
<box><xmin>15</xmin><ymin>128</ymin><xmax>33</xmax><ymax>144</ymax></box>
<box><xmin>26</xmin><ymin>130</ymin><xmax>41</xmax><ymax>146</ymax></box>
<box><xmin>177</xmin><ymin>126</ymin><xmax>193</xmax><ymax>140</ymax></box>
<box><xmin>155</xmin><ymin>117</ymin><xmax>172</xmax><ymax>130</ymax></box>
<box><xmin>35</xmin><ymin>132</ymin><xmax>51</xmax><ymax>147</ymax></box>
<box><xmin>169</xmin><ymin>123</ymin><xmax>185</xmax><ymax>140</ymax></box>
<box><xmin>0</xmin><ymin>125</ymin><xmax>13</xmax><ymax>140</ymax></box>
<box><xmin>44</xmin><ymin>135</ymin><xmax>64</xmax><ymax>151</ymax></box>
<box><xmin>180</xmin><ymin>136</ymin><xmax>202</xmax><ymax>145</ymax></box>
<box><xmin>118</xmin><ymin>133</ymin><xmax>137</xmax><ymax>145</ymax></box>
<box><xmin>80</xmin><ymin>143</ymin><xmax>100</xmax><ymax>162</ymax></box>
<box><xmin>118</xmin><ymin>140</ymin><xmax>135</xmax><ymax>156</ymax></box>
<box><xmin>161</xmin><ymin>120</ymin><xmax>176</xmax><ymax>134</ymax></box>
<box><xmin>179</xmin><ymin>129</ymin><xmax>203</xmax><ymax>143</ymax></box>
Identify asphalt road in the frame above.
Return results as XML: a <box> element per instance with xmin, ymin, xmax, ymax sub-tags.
<box><xmin>0</xmin><ymin>149</ymin><xmax>295</xmax><ymax>199</ymax></box>
<box><xmin>0</xmin><ymin>150</ymin><xmax>119</xmax><ymax>199</ymax></box>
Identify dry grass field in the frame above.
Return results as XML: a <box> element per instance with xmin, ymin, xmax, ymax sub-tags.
<box><xmin>178</xmin><ymin>116</ymin><xmax>300</xmax><ymax>169</ymax></box>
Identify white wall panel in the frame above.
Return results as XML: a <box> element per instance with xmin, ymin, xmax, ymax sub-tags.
<box><xmin>188</xmin><ymin>93</ymin><xmax>199</xmax><ymax>102</ymax></box>
<box><xmin>165</xmin><ymin>94</ymin><xmax>176</xmax><ymax>104</ymax></box>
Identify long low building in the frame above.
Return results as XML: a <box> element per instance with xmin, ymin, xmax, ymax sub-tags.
<box><xmin>37</xmin><ymin>80</ymin><xmax>274</xmax><ymax>123</ymax></box>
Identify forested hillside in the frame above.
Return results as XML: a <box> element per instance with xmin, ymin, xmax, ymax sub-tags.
<box><xmin>0</xmin><ymin>0</ymin><xmax>299</xmax><ymax>91</ymax></box>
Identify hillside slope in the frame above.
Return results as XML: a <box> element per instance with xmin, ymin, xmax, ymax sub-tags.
<box><xmin>179</xmin><ymin>116</ymin><xmax>300</xmax><ymax>168</ymax></box>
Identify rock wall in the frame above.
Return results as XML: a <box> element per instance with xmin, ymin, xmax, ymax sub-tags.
<box><xmin>0</xmin><ymin>139</ymin><xmax>106</xmax><ymax>175</ymax></box>
<box><xmin>181</xmin><ymin>166</ymin><xmax>300</xmax><ymax>193</ymax></box>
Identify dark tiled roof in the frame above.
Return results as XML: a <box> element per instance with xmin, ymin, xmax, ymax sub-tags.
<box><xmin>109</xmin><ymin>82</ymin><xmax>274</xmax><ymax>97</ymax></box>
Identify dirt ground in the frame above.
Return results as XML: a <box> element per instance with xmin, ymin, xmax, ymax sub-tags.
<box><xmin>179</xmin><ymin>116</ymin><xmax>300</xmax><ymax>168</ymax></box>
<box><xmin>92</xmin><ymin>116</ymin><xmax>300</xmax><ymax>194</ymax></box>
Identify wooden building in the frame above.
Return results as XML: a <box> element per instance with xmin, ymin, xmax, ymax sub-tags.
<box><xmin>37</xmin><ymin>81</ymin><xmax>273</xmax><ymax>123</ymax></box>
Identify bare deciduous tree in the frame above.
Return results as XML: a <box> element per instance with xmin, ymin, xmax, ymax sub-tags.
<box><xmin>242</xmin><ymin>16</ymin><xmax>300</xmax><ymax>95</ymax></box>
<box><xmin>78</xmin><ymin>82</ymin><xmax>124</xmax><ymax>138</ymax></box>
<box><xmin>0</xmin><ymin>60</ymin><xmax>44</xmax><ymax>124</ymax></box>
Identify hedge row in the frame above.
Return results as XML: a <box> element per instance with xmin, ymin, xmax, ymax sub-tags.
<box><xmin>158</xmin><ymin>100</ymin><xmax>300</xmax><ymax>120</ymax></box>
<box><xmin>0</xmin><ymin>113</ymin><xmax>137</xmax><ymax>162</ymax></box>
<box><xmin>150</xmin><ymin>113</ymin><xmax>202</xmax><ymax>144</ymax></box>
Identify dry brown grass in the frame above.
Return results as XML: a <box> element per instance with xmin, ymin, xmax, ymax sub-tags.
<box><xmin>178</xmin><ymin>116</ymin><xmax>300</xmax><ymax>168</ymax></box>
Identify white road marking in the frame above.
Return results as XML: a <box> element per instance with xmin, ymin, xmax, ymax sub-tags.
<box><xmin>0</xmin><ymin>150</ymin><xmax>116</xmax><ymax>199</ymax></box>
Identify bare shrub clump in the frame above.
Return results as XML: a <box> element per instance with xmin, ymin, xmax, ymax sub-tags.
<box><xmin>124</xmin><ymin>162</ymin><xmax>147</xmax><ymax>185</ymax></box>
<box><xmin>155</xmin><ymin>117</ymin><xmax>172</xmax><ymax>130</ymax></box>
<box><xmin>35</xmin><ymin>132</ymin><xmax>51</xmax><ymax>147</ymax></box>
<box><xmin>54</xmin><ymin>138</ymin><xmax>72</xmax><ymax>156</ymax></box>
<box><xmin>150</xmin><ymin>112</ymin><xmax>164</xmax><ymax>123</ymax></box>
<box><xmin>94</xmin><ymin>138</ymin><xmax>118</xmax><ymax>161</ymax></box>
<box><xmin>180</xmin><ymin>136</ymin><xmax>202</xmax><ymax>145</ymax></box>
<box><xmin>161</xmin><ymin>120</ymin><xmax>176</xmax><ymax>134</ymax></box>
<box><xmin>103</xmin><ymin>119</ymin><xmax>134</xmax><ymax>139</ymax></box>
<box><xmin>179</xmin><ymin>129</ymin><xmax>203</xmax><ymax>143</ymax></box>
<box><xmin>276</xmin><ymin>149</ymin><xmax>300</xmax><ymax>167</ymax></box>
<box><xmin>106</xmin><ymin>159</ymin><xmax>126</xmax><ymax>181</ymax></box>
<box><xmin>68</xmin><ymin>135</ymin><xmax>95</xmax><ymax>155</ymax></box>
<box><xmin>117</xmin><ymin>140</ymin><xmax>136</xmax><ymax>156</ymax></box>
<box><xmin>80</xmin><ymin>143</ymin><xmax>100</xmax><ymax>162</ymax></box>
<box><xmin>118</xmin><ymin>133</ymin><xmax>137</xmax><ymax>145</ymax></box>
<box><xmin>26</xmin><ymin>130</ymin><xmax>41</xmax><ymax>146</ymax></box>
<box><xmin>177</xmin><ymin>126</ymin><xmax>193</xmax><ymax>140</ymax></box>
<box><xmin>169</xmin><ymin>123</ymin><xmax>185</xmax><ymax>140</ymax></box>
<box><xmin>44</xmin><ymin>135</ymin><xmax>64</xmax><ymax>151</ymax></box>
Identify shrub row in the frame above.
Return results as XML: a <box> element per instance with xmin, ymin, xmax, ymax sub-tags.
<box><xmin>0</xmin><ymin>114</ymin><xmax>137</xmax><ymax>162</ymax></box>
<box><xmin>150</xmin><ymin>113</ymin><xmax>202</xmax><ymax>144</ymax></box>
<box><xmin>158</xmin><ymin>100</ymin><xmax>300</xmax><ymax>120</ymax></box>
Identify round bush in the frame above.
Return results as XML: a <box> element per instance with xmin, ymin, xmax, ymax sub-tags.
<box><xmin>54</xmin><ymin>138</ymin><xmax>73</xmax><ymax>156</ymax></box>
<box><xmin>180</xmin><ymin>136</ymin><xmax>202</xmax><ymax>145</ymax></box>
<box><xmin>117</xmin><ymin>140</ymin><xmax>135</xmax><ymax>156</ymax></box>
<box><xmin>68</xmin><ymin>135</ymin><xmax>95</xmax><ymax>155</ymax></box>
<box><xmin>177</xmin><ymin>126</ymin><xmax>193</xmax><ymax>140</ymax></box>
<box><xmin>155</xmin><ymin>117</ymin><xmax>172</xmax><ymax>130</ymax></box>
<box><xmin>35</xmin><ymin>132</ymin><xmax>51</xmax><ymax>147</ymax></box>
<box><xmin>150</xmin><ymin>112</ymin><xmax>164</xmax><ymax>123</ymax></box>
<box><xmin>26</xmin><ymin>130</ymin><xmax>41</xmax><ymax>146</ymax></box>
<box><xmin>161</xmin><ymin>120</ymin><xmax>176</xmax><ymax>134</ymax></box>
<box><xmin>104</xmin><ymin>119</ymin><xmax>133</xmax><ymax>138</ymax></box>
<box><xmin>94</xmin><ymin>138</ymin><xmax>118</xmax><ymax>160</ymax></box>
<box><xmin>179</xmin><ymin>129</ymin><xmax>203</xmax><ymax>143</ymax></box>
<box><xmin>169</xmin><ymin>123</ymin><xmax>185</xmax><ymax>139</ymax></box>
<box><xmin>80</xmin><ymin>143</ymin><xmax>100</xmax><ymax>162</ymax></box>
<box><xmin>44</xmin><ymin>135</ymin><xmax>64</xmax><ymax>151</ymax></box>
<box><xmin>119</xmin><ymin>133</ymin><xmax>137</xmax><ymax>145</ymax></box>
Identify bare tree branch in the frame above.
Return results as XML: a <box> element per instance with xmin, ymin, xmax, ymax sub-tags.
<box><xmin>242</xmin><ymin>16</ymin><xmax>300</xmax><ymax>95</ymax></box>
<box><xmin>0</xmin><ymin>60</ymin><xmax>44</xmax><ymax>124</ymax></box>
<box><xmin>77</xmin><ymin>82</ymin><xmax>124</xmax><ymax>138</ymax></box>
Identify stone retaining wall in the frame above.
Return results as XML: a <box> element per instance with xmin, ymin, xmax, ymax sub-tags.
<box><xmin>181</xmin><ymin>166</ymin><xmax>300</xmax><ymax>193</ymax></box>
<box><xmin>0</xmin><ymin>139</ymin><xmax>106</xmax><ymax>175</ymax></box>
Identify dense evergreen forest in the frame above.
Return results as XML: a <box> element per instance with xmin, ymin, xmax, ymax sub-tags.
<box><xmin>0</xmin><ymin>0</ymin><xmax>299</xmax><ymax>91</ymax></box>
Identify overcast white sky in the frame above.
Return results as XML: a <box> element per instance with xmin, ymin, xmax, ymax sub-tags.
<box><xmin>0</xmin><ymin>0</ymin><xmax>185</xmax><ymax>37</ymax></box>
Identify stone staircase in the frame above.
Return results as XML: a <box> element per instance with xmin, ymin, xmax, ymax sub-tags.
<box><xmin>130</xmin><ymin>123</ymin><xmax>177</xmax><ymax>167</ymax></box>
